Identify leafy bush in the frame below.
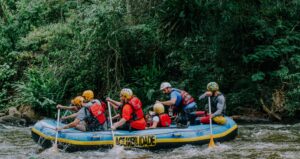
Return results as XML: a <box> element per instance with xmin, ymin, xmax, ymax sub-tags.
<box><xmin>130</xmin><ymin>60</ymin><xmax>165</xmax><ymax>106</ymax></box>
<box><xmin>0</xmin><ymin>64</ymin><xmax>17</xmax><ymax>109</ymax></box>
<box><xmin>14</xmin><ymin>65</ymin><xmax>68</xmax><ymax>117</ymax></box>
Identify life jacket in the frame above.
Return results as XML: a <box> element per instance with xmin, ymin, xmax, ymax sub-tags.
<box><xmin>150</xmin><ymin>114</ymin><xmax>171</xmax><ymax>127</ymax></box>
<box><xmin>123</xmin><ymin>97</ymin><xmax>144</xmax><ymax>121</ymax></box>
<box><xmin>86</xmin><ymin>100</ymin><xmax>107</xmax><ymax>125</ymax></box>
<box><xmin>158</xmin><ymin>114</ymin><xmax>171</xmax><ymax>127</ymax></box>
<box><xmin>210</xmin><ymin>93</ymin><xmax>226</xmax><ymax>115</ymax></box>
<box><xmin>173</xmin><ymin>89</ymin><xmax>195</xmax><ymax>106</ymax></box>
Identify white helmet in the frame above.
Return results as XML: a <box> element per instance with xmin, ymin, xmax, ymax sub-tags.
<box><xmin>160</xmin><ymin>82</ymin><xmax>171</xmax><ymax>90</ymax></box>
<box><xmin>120</xmin><ymin>88</ymin><xmax>133</xmax><ymax>99</ymax></box>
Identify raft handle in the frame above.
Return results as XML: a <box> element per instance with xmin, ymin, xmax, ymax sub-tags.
<box><xmin>172</xmin><ymin>133</ymin><xmax>182</xmax><ymax>137</ymax></box>
<box><xmin>92</xmin><ymin>136</ymin><xmax>101</xmax><ymax>140</ymax></box>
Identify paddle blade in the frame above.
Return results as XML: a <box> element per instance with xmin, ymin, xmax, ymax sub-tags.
<box><xmin>208</xmin><ymin>135</ymin><xmax>215</xmax><ymax>148</ymax></box>
<box><xmin>47</xmin><ymin>143</ymin><xmax>59</xmax><ymax>153</ymax></box>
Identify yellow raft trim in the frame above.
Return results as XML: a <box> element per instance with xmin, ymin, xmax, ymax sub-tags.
<box><xmin>156</xmin><ymin>124</ymin><xmax>238</xmax><ymax>143</ymax></box>
<box><xmin>32</xmin><ymin>124</ymin><xmax>238</xmax><ymax>146</ymax></box>
<box><xmin>32</xmin><ymin>128</ymin><xmax>113</xmax><ymax>145</ymax></box>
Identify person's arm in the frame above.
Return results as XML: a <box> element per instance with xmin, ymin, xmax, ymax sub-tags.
<box><xmin>111</xmin><ymin>118</ymin><xmax>126</xmax><ymax>130</ymax></box>
<box><xmin>111</xmin><ymin>105</ymin><xmax>132</xmax><ymax>130</ymax></box>
<box><xmin>65</xmin><ymin>106</ymin><xmax>78</xmax><ymax>111</ymax></box>
<box><xmin>148</xmin><ymin>116</ymin><xmax>159</xmax><ymax>129</ymax></box>
<box><xmin>199</xmin><ymin>91</ymin><xmax>212</xmax><ymax>100</ymax></box>
<box><xmin>112</xmin><ymin>114</ymin><xmax>120</xmax><ymax>120</ymax></box>
<box><xmin>198</xmin><ymin>93</ymin><xmax>206</xmax><ymax>100</ymax></box>
<box><xmin>148</xmin><ymin>121</ymin><xmax>158</xmax><ymax>129</ymax></box>
<box><xmin>62</xmin><ymin>112</ymin><xmax>78</xmax><ymax>120</ymax></box>
<box><xmin>58</xmin><ymin>108</ymin><xmax>85</xmax><ymax>131</ymax></box>
<box><xmin>57</xmin><ymin>118</ymin><xmax>80</xmax><ymax>131</ymax></box>
<box><xmin>106</xmin><ymin>97</ymin><xmax>122</xmax><ymax>109</ymax></box>
<box><xmin>57</xmin><ymin>104</ymin><xmax>78</xmax><ymax>111</ymax></box>
<box><xmin>159</xmin><ymin>98</ymin><xmax>176</xmax><ymax>106</ymax></box>
<box><xmin>158</xmin><ymin>91</ymin><xmax>178</xmax><ymax>106</ymax></box>
<box><xmin>157</xmin><ymin>96</ymin><xmax>176</xmax><ymax>106</ymax></box>
<box><xmin>57</xmin><ymin>104</ymin><xmax>71</xmax><ymax>110</ymax></box>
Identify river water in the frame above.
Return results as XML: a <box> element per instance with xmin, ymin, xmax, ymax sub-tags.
<box><xmin>0</xmin><ymin>123</ymin><xmax>300</xmax><ymax>159</ymax></box>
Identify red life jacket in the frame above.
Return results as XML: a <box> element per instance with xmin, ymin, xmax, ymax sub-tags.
<box><xmin>128</xmin><ymin>97</ymin><xmax>144</xmax><ymax>120</ymax></box>
<box><xmin>158</xmin><ymin>114</ymin><xmax>171</xmax><ymax>127</ymax></box>
<box><xmin>174</xmin><ymin>89</ymin><xmax>195</xmax><ymax>106</ymax></box>
<box><xmin>89</xmin><ymin>101</ymin><xmax>106</xmax><ymax>124</ymax></box>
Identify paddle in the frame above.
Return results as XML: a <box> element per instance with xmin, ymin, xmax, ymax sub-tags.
<box><xmin>53</xmin><ymin>108</ymin><xmax>61</xmax><ymax>151</ymax></box>
<box><xmin>107</xmin><ymin>102</ymin><xmax>116</xmax><ymax>147</ymax></box>
<box><xmin>208</xmin><ymin>96</ymin><xmax>216</xmax><ymax>148</ymax></box>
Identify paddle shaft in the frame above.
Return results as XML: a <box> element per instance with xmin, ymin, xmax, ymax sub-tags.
<box><xmin>208</xmin><ymin>97</ymin><xmax>213</xmax><ymax>135</ymax></box>
<box><xmin>107</xmin><ymin>102</ymin><xmax>115</xmax><ymax>145</ymax></box>
<box><xmin>54</xmin><ymin>109</ymin><xmax>61</xmax><ymax>146</ymax></box>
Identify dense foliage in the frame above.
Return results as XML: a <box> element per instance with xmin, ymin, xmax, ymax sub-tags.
<box><xmin>0</xmin><ymin>0</ymin><xmax>299</xmax><ymax>118</ymax></box>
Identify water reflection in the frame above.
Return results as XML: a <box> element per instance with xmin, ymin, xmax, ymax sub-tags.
<box><xmin>0</xmin><ymin>124</ymin><xmax>300</xmax><ymax>159</ymax></box>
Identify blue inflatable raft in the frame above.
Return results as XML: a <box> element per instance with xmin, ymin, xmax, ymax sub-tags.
<box><xmin>31</xmin><ymin>117</ymin><xmax>238</xmax><ymax>151</ymax></box>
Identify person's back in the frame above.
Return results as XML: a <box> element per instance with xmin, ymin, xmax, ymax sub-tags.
<box><xmin>80</xmin><ymin>99</ymin><xmax>107</xmax><ymax>131</ymax></box>
<box><xmin>170</xmin><ymin>89</ymin><xmax>182</xmax><ymax>109</ymax></box>
<box><xmin>79</xmin><ymin>90</ymin><xmax>107</xmax><ymax>131</ymax></box>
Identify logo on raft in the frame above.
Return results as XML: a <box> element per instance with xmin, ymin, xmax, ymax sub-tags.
<box><xmin>115</xmin><ymin>135</ymin><xmax>156</xmax><ymax>147</ymax></box>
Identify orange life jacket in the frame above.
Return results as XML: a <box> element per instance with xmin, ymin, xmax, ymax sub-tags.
<box><xmin>128</xmin><ymin>97</ymin><xmax>144</xmax><ymax>120</ymax></box>
<box><xmin>158</xmin><ymin>114</ymin><xmax>171</xmax><ymax>127</ymax></box>
<box><xmin>88</xmin><ymin>101</ymin><xmax>106</xmax><ymax>124</ymax></box>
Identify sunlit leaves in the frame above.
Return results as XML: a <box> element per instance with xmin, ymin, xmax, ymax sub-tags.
<box><xmin>251</xmin><ymin>72</ymin><xmax>265</xmax><ymax>82</ymax></box>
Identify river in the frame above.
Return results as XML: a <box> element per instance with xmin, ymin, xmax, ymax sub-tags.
<box><xmin>0</xmin><ymin>123</ymin><xmax>300</xmax><ymax>159</ymax></box>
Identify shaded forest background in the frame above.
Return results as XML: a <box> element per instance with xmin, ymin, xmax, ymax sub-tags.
<box><xmin>0</xmin><ymin>0</ymin><xmax>299</xmax><ymax>119</ymax></box>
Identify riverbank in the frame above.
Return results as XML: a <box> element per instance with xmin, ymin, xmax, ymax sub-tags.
<box><xmin>0</xmin><ymin>106</ymin><xmax>41</xmax><ymax>126</ymax></box>
<box><xmin>1</xmin><ymin>105</ymin><xmax>299</xmax><ymax>127</ymax></box>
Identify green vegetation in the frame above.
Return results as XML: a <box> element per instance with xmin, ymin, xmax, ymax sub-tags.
<box><xmin>0</xmin><ymin>0</ymin><xmax>299</xmax><ymax>119</ymax></box>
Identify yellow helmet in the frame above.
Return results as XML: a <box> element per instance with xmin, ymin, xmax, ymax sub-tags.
<box><xmin>153</xmin><ymin>103</ymin><xmax>165</xmax><ymax>114</ymax></box>
<box><xmin>207</xmin><ymin>82</ymin><xmax>219</xmax><ymax>92</ymax></box>
<box><xmin>73</xmin><ymin>96</ymin><xmax>84</xmax><ymax>106</ymax></box>
<box><xmin>82</xmin><ymin>90</ymin><xmax>94</xmax><ymax>101</ymax></box>
<box><xmin>120</xmin><ymin>88</ymin><xmax>133</xmax><ymax>99</ymax></box>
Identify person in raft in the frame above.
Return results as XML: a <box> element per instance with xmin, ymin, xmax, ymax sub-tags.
<box><xmin>57</xmin><ymin>91</ymin><xmax>107</xmax><ymax>131</ymax></box>
<box><xmin>80</xmin><ymin>90</ymin><xmax>108</xmax><ymax>131</ymax></box>
<box><xmin>106</xmin><ymin>88</ymin><xmax>146</xmax><ymax>131</ymax></box>
<box><xmin>147</xmin><ymin>103</ymin><xmax>171</xmax><ymax>129</ymax></box>
<box><xmin>157</xmin><ymin>82</ymin><xmax>197</xmax><ymax>126</ymax></box>
<box><xmin>198</xmin><ymin>82</ymin><xmax>227</xmax><ymax>125</ymax></box>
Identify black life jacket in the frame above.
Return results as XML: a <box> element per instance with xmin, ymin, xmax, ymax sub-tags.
<box><xmin>209</xmin><ymin>93</ymin><xmax>226</xmax><ymax>115</ymax></box>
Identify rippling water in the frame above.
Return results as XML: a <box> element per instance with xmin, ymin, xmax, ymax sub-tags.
<box><xmin>1</xmin><ymin>123</ymin><xmax>300</xmax><ymax>159</ymax></box>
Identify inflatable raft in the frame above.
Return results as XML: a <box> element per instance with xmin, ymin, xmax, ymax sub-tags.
<box><xmin>31</xmin><ymin>117</ymin><xmax>238</xmax><ymax>151</ymax></box>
